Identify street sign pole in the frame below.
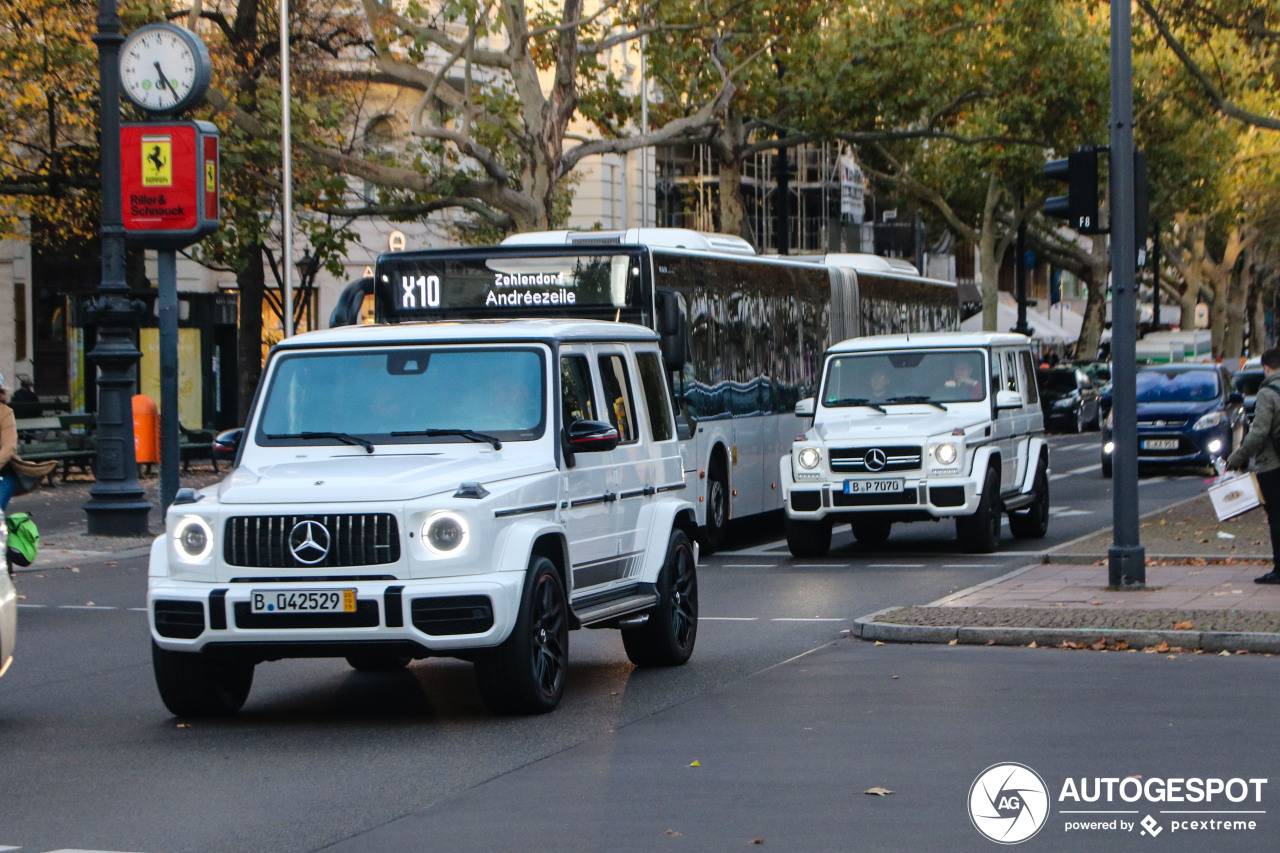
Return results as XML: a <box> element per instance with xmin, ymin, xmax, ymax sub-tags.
<box><xmin>1107</xmin><ymin>0</ymin><xmax>1146</xmax><ymax>586</ymax></box>
<box><xmin>157</xmin><ymin>250</ymin><xmax>180</xmax><ymax>512</ymax></box>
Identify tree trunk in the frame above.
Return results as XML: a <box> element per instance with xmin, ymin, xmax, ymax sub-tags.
<box><xmin>1077</xmin><ymin>234</ymin><xmax>1110</xmax><ymax>360</ymax></box>
<box><xmin>978</xmin><ymin>176</ymin><xmax>1004</xmax><ymax>332</ymax></box>
<box><xmin>236</xmin><ymin>243</ymin><xmax>265</xmax><ymax>423</ymax></box>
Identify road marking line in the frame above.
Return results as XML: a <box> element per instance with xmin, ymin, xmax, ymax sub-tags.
<box><xmin>1050</xmin><ymin>508</ymin><xmax>1093</xmax><ymax>516</ymax></box>
<box><xmin>701</xmin><ymin>616</ymin><xmax>759</xmax><ymax>621</ymax></box>
<box><xmin>792</xmin><ymin>564</ymin><xmax>848</xmax><ymax>568</ymax></box>
<box><xmin>866</xmin><ymin>563</ymin><xmax>924</xmax><ymax>568</ymax></box>
<box><xmin>770</xmin><ymin>617</ymin><xmax>844</xmax><ymax>622</ymax></box>
<box><xmin>17</xmin><ymin>604</ymin><xmax>47</xmax><ymax>608</ymax></box>
<box><xmin>719</xmin><ymin>564</ymin><xmax>776</xmax><ymax>568</ymax></box>
<box><xmin>716</xmin><ymin>544</ymin><xmax>788</xmax><ymax>556</ymax></box>
<box><xmin>942</xmin><ymin>564</ymin><xmax>1001</xmax><ymax>568</ymax></box>
<box><xmin>60</xmin><ymin>605</ymin><xmax>115</xmax><ymax>610</ymax></box>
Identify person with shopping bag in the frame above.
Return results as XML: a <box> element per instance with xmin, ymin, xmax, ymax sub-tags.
<box><xmin>0</xmin><ymin>371</ymin><xmax>58</xmax><ymax>512</ymax></box>
<box><xmin>1225</xmin><ymin>349</ymin><xmax>1280</xmax><ymax>584</ymax></box>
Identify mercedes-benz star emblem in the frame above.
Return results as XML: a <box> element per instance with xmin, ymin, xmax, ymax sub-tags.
<box><xmin>289</xmin><ymin>520</ymin><xmax>331</xmax><ymax>564</ymax></box>
<box><xmin>864</xmin><ymin>448</ymin><xmax>888</xmax><ymax>472</ymax></box>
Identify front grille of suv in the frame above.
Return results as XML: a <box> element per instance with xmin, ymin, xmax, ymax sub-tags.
<box><xmin>224</xmin><ymin>514</ymin><xmax>401</xmax><ymax>568</ymax></box>
<box><xmin>829</xmin><ymin>446</ymin><xmax>922</xmax><ymax>473</ymax></box>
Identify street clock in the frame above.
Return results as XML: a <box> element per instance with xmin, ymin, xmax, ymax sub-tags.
<box><xmin>119</xmin><ymin>23</ymin><xmax>212</xmax><ymax>115</ymax></box>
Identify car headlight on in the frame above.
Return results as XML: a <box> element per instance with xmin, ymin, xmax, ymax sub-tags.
<box><xmin>173</xmin><ymin>515</ymin><xmax>214</xmax><ymax>563</ymax></box>
<box><xmin>934</xmin><ymin>442</ymin><xmax>958</xmax><ymax>466</ymax></box>
<box><xmin>422</xmin><ymin>511</ymin><xmax>469</xmax><ymax>556</ymax></box>
<box><xmin>1192</xmin><ymin>411</ymin><xmax>1223</xmax><ymax>430</ymax></box>
<box><xmin>797</xmin><ymin>447</ymin><xmax>822</xmax><ymax>470</ymax></box>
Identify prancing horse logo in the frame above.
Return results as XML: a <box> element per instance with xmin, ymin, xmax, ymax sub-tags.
<box><xmin>289</xmin><ymin>520</ymin><xmax>331</xmax><ymax>564</ymax></box>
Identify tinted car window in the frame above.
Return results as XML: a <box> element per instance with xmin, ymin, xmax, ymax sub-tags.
<box><xmin>1233</xmin><ymin>370</ymin><xmax>1264</xmax><ymax>395</ymax></box>
<box><xmin>1135</xmin><ymin>369</ymin><xmax>1220</xmax><ymax>403</ymax></box>
<box><xmin>1041</xmin><ymin>369</ymin><xmax>1079</xmax><ymax>394</ymax></box>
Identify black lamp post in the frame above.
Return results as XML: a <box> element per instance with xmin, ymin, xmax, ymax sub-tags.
<box><xmin>85</xmin><ymin>0</ymin><xmax>151</xmax><ymax>534</ymax></box>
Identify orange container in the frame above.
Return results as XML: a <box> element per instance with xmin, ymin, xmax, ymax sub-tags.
<box><xmin>132</xmin><ymin>394</ymin><xmax>159</xmax><ymax>464</ymax></box>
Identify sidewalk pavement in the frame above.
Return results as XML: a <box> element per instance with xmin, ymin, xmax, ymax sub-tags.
<box><xmin>857</xmin><ymin>492</ymin><xmax>1280</xmax><ymax>653</ymax></box>
<box><xmin>8</xmin><ymin>466</ymin><xmax>1280</xmax><ymax>652</ymax></box>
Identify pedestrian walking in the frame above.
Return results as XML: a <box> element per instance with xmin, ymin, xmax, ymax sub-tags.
<box><xmin>1225</xmin><ymin>347</ymin><xmax>1280</xmax><ymax>584</ymax></box>
<box><xmin>0</xmin><ymin>371</ymin><xmax>57</xmax><ymax>513</ymax></box>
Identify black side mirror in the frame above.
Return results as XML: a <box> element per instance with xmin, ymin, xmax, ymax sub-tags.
<box><xmin>1228</xmin><ymin>392</ymin><xmax>1244</xmax><ymax>406</ymax></box>
<box><xmin>565</xmin><ymin>419</ymin><xmax>620</xmax><ymax>453</ymax></box>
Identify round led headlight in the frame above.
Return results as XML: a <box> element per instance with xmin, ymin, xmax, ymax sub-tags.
<box><xmin>934</xmin><ymin>442</ymin><xmax>958</xmax><ymax>466</ymax></box>
<box><xmin>173</xmin><ymin>516</ymin><xmax>213</xmax><ymax>562</ymax></box>
<box><xmin>422</xmin><ymin>511</ymin><xmax>469</xmax><ymax>556</ymax></box>
<box><xmin>797</xmin><ymin>447</ymin><xmax>821</xmax><ymax>470</ymax></box>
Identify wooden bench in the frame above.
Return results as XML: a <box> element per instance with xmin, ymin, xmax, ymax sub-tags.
<box><xmin>17</xmin><ymin>439</ymin><xmax>95</xmax><ymax>483</ymax></box>
<box><xmin>179</xmin><ymin>424</ymin><xmax>219</xmax><ymax>473</ymax></box>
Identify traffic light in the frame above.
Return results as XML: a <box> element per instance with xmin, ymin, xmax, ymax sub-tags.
<box><xmin>1043</xmin><ymin>148</ymin><xmax>1101</xmax><ymax>234</ymax></box>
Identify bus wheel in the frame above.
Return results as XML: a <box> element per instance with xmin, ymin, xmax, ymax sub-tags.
<box><xmin>786</xmin><ymin>517</ymin><xmax>831</xmax><ymax>558</ymax></box>
<box><xmin>700</xmin><ymin>463</ymin><xmax>729</xmax><ymax>554</ymax></box>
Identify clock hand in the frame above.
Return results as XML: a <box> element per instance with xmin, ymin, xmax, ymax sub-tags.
<box><xmin>153</xmin><ymin>61</ymin><xmax>174</xmax><ymax>97</ymax></box>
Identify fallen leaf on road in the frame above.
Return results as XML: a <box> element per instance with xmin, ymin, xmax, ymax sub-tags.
<box><xmin>865</xmin><ymin>786</ymin><xmax>895</xmax><ymax>796</ymax></box>
<box><xmin>689</xmin><ymin>760</ymin><xmax>700</xmax><ymax>767</ymax></box>
<box><xmin>665</xmin><ymin>830</ymin><xmax>682</xmax><ymax>836</ymax></box>
<box><xmin>1173</xmin><ymin>621</ymin><xmax>1195</xmax><ymax>631</ymax></box>
<box><xmin>1151</xmin><ymin>641</ymin><xmax>1171</xmax><ymax>653</ymax></box>
<box><xmin>874</xmin><ymin>641</ymin><xmax>886</xmax><ymax>646</ymax></box>
<box><xmin>69</xmin><ymin>567</ymin><xmax>79</xmax><ymax>572</ymax></box>
<box><xmin>752</xmin><ymin>839</ymin><xmax>765</xmax><ymax>845</ymax></box>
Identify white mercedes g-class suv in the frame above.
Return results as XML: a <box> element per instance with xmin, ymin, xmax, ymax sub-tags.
<box><xmin>780</xmin><ymin>332</ymin><xmax>1050</xmax><ymax>556</ymax></box>
<box><xmin>148</xmin><ymin>319</ymin><xmax>698</xmax><ymax>716</ymax></box>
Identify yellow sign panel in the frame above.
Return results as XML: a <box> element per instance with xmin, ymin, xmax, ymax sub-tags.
<box><xmin>205</xmin><ymin>161</ymin><xmax>216</xmax><ymax>192</ymax></box>
<box><xmin>141</xmin><ymin>136</ymin><xmax>172</xmax><ymax>187</ymax></box>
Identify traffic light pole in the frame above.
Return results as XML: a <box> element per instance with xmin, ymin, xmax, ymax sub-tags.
<box><xmin>1107</xmin><ymin>0</ymin><xmax>1145</xmax><ymax>587</ymax></box>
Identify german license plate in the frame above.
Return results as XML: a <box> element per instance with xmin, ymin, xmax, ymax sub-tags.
<box><xmin>1141</xmin><ymin>439</ymin><xmax>1179</xmax><ymax>450</ymax></box>
<box><xmin>251</xmin><ymin>589</ymin><xmax>356</xmax><ymax>614</ymax></box>
<box><xmin>844</xmin><ymin>479</ymin><xmax>904</xmax><ymax>494</ymax></box>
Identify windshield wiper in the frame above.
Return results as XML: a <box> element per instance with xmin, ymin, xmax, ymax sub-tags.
<box><xmin>827</xmin><ymin>397</ymin><xmax>887</xmax><ymax>414</ymax></box>
<box><xmin>885</xmin><ymin>395</ymin><xmax>948</xmax><ymax>412</ymax></box>
<box><xmin>267</xmin><ymin>431</ymin><xmax>374</xmax><ymax>453</ymax></box>
<box><xmin>390</xmin><ymin>428</ymin><xmax>503</xmax><ymax>450</ymax></box>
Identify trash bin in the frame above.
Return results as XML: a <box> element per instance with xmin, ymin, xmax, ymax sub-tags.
<box><xmin>132</xmin><ymin>394</ymin><xmax>159</xmax><ymax>465</ymax></box>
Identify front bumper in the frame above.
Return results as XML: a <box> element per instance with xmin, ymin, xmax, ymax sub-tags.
<box><xmin>1102</xmin><ymin>426</ymin><xmax>1229</xmax><ymax>467</ymax></box>
<box><xmin>783</xmin><ymin>475</ymin><xmax>982</xmax><ymax>522</ymax></box>
<box><xmin>148</xmin><ymin>571</ymin><xmax>526</xmax><ymax>658</ymax></box>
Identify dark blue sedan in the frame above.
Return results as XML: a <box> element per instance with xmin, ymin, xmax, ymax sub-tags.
<box><xmin>1101</xmin><ymin>364</ymin><xmax>1245</xmax><ymax>477</ymax></box>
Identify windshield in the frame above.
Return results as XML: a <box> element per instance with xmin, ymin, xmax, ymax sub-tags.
<box><xmin>257</xmin><ymin>346</ymin><xmax>545</xmax><ymax>446</ymax></box>
<box><xmin>1040</xmin><ymin>370</ymin><xmax>1081</xmax><ymax>394</ymax></box>
<box><xmin>821</xmin><ymin>349</ymin><xmax>988</xmax><ymax>407</ymax></box>
<box><xmin>1233</xmin><ymin>371</ymin><xmax>1264</xmax><ymax>395</ymax></box>
<box><xmin>1135</xmin><ymin>369</ymin><xmax>1220</xmax><ymax>403</ymax></box>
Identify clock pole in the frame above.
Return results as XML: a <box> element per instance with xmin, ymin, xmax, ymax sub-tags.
<box><xmin>86</xmin><ymin>0</ymin><xmax>152</xmax><ymax>534</ymax></box>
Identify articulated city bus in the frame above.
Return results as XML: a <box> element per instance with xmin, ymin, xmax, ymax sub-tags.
<box><xmin>336</xmin><ymin>228</ymin><xmax>960</xmax><ymax>548</ymax></box>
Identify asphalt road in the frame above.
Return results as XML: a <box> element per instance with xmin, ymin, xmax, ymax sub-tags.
<box><xmin>0</xmin><ymin>433</ymin><xmax>1251</xmax><ymax>853</ymax></box>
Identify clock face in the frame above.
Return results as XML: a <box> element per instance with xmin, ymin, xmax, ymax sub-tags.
<box><xmin>120</xmin><ymin>23</ymin><xmax>211</xmax><ymax>114</ymax></box>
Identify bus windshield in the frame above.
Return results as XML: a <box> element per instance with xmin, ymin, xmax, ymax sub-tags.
<box><xmin>257</xmin><ymin>346</ymin><xmax>546</xmax><ymax>446</ymax></box>
<box><xmin>375</xmin><ymin>250</ymin><xmax>646</xmax><ymax>323</ymax></box>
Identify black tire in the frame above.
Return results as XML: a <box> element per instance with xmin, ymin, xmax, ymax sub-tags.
<box><xmin>623</xmin><ymin>529</ymin><xmax>698</xmax><ymax>667</ymax></box>
<box><xmin>475</xmin><ymin>557</ymin><xmax>568</xmax><ymax>715</ymax></box>
<box><xmin>1101</xmin><ymin>458</ymin><xmax>1113</xmax><ymax>478</ymax></box>
<box><xmin>786</xmin><ymin>517</ymin><xmax>831</xmax><ymax>558</ymax></box>
<box><xmin>152</xmin><ymin>641</ymin><xmax>254</xmax><ymax>718</ymax></box>
<box><xmin>345</xmin><ymin>652</ymin><xmax>412</xmax><ymax>672</ymax></box>
<box><xmin>850</xmin><ymin>517</ymin><xmax>892</xmax><ymax>547</ymax></box>
<box><xmin>699</xmin><ymin>462</ymin><xmax>730</xmax><ymax>554</ymax></box>
<box><xmin>1008</xmin><ymin>463</ymin><xmax>1050</xmax><ymax>539</ymax></box>
<box><xmin>957</xmin><ymin>467</ymin><xmax>1002</xmax><ymax>554</ymax></box>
